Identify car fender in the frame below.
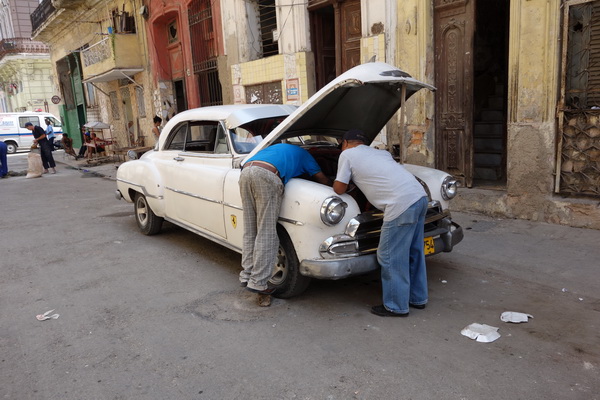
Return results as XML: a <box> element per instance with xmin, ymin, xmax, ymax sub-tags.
<box><xmin>278</xmin><ymin>179</ymin><xmax>360</xmax><ymax>261</ymax></box>
<box><xmin>404</xmin><ymin>164</ymin><xmax>452</xmax><ymax>209</ymax></box>
<box><xmin>116</xmin><ymin>155</ymin><xmax>166</xmax><ymax>216</ymax></box>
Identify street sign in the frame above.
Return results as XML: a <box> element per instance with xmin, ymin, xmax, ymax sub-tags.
<box><xmin>51</xmin><ymin>95</ymin><xmax>61</xmax><ymax>104</ymax></box>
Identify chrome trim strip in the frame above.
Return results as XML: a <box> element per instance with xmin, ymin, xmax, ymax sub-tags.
<box><xmin>223</xmin><ymin>202</ymin><xmax>243</xmax><ymax>210</ymax></box>
<box><xmin>165</xmin><ymin>217</ymin><xmax>242</xmax><ymax>254</ymax></box>
<box><xmin>116</xmin><ymin>178</ymin><xmax>162</xmax><ymax>199</ymax></box>
<box><xmin>165</xmin><ymin>186</ymin><xmax>220</xmax><ymax>204</ymax></box>
<box><xmin>278</xmin><ymin>217</ymin><xmax>304</xmax><ymax>226</ymax></box>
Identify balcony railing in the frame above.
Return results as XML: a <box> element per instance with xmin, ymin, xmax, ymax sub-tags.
<box><xmin>0</xmin><ymin>38</ymin><xmax>49</xmax><ymax>61</ymax></box>
<box><xmin>30</xmin><ymin>0</ymin><xmax>56</xmax><ymax>33</ymax></box>
<box><xmin>80</xmin><ymin>34</ymin><xmax>142</xmax><ymax>81</ymax></box>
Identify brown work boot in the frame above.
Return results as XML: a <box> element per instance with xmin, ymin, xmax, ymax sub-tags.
<box><xmin>257</xmin><ymin>294</ymin><xmax>271</xmax><ymax>307</ymax></box>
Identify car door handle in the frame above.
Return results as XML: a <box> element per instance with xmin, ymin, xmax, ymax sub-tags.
<box><xmin>173</xmin><ymin>156</ymin><xmax>184</xmax><ymax>162</ymax></box>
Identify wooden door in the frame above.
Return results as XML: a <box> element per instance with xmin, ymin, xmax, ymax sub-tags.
<box><xmin>339</xmin><ymin>0</ymin><xmax>361</xmax><ymax>73</ymax></box>
<box><xmin>434</xmin><ymin>0</ymin><xmax>475</xmax><ymax>187</ymax></box>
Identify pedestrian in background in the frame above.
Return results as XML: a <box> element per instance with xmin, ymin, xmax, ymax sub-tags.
<box><xmin>239</xmin><ymin>143</ymin><xmax>330</xmax><ymax>306</ymax></box>
<box><xmin>333</xmin><ymin>129</ymin><xmax>428</xmax><ymax>317</ymax></box>
<box><xmin>0</xmin><ymin>141</ymin><xmax>7</xmax><ymax>178</ymax></box>
<box><xmin>25</xmin><ymin>122</ymin><xmax>56</xmax><ymax>174</ymax></box>
<box><xmin>45</xmin><ymin>118</ymin><xmax>55</xmax><ymax>151</ymax></box>
<box><xmin>152</xmin><ymin>116</ymin><xmax>162</xmax><ymax>142</ymax></box>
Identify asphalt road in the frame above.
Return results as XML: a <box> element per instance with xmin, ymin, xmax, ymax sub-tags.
<box><xmin>1</xmin><ymin>156</ymin><xmax>598</xmax><ymax>400</ymax></box>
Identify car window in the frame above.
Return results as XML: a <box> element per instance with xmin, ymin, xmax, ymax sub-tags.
<box><xmin>47</xmin><ymin>117</ymin><xmax>62</xmax><ymax>127</ymax></box>
<box><xmin>165</xmin><ymin>123</ymin><xmax>188</xmax><ymax>151</ymax></box>
<box><xmin>214</xmin><ymin>125</ymin><xmax>229</xmax><ymax>154</ymax></box>
<box><xmin>228</xmin><ymin>116</ymin><xmax>286</xmax><ymax>154</ymax></box>
<box><xmin>19</xmin><ymin>116</ymin><xmax>40</xmax><ymax>128</ymax></box>
<box><xmin>185</xmin><ymin>122</ymin><xmax>218</xmax><ymax>152</ymax></box>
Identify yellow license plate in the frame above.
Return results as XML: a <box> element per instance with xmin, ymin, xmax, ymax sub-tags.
<box><xmin>424</xmin><ymin>237</ymin><xmax>435</xmax><ymax>255</ymax></box>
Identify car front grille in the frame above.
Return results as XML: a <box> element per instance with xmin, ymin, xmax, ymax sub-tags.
<box><xmin>352</xmin><ymin>202</ymin><xmax>448</xmax><ymax>255</ymax></box>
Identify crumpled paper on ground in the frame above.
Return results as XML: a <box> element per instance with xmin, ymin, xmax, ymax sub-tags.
<box><xmin>36</xmin><ymin>309</ymin><xmax>59</xmax><ymax>321</ymax></box>
<box><xmin>461</xmin><ymin>323</ymin><xmax>501</xmax><ymax>343</ymax></box>
<box><xmin>500</xmin><ymin>311</ymin><xmax>533</xmax><ymax>323</ymax></box>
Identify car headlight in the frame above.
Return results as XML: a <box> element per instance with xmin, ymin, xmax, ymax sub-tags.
<box><xmin>441</xmin><ymin>176</ymin><xmax>459</xmax><ymax>200</ymax></box>
<box><xmin>320</xmin><ymin>196</ymin><xmax>347</xmax><ymax>226</ymax></box>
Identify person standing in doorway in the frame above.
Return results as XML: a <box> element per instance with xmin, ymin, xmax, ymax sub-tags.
<box><xmin>333</xmin><ymin>129</ymin><xmax>428</xmax><ymax>317</ymax></box>
<box><xmin>0</xmin><ymin>141</ymin><xmax>8</xmax><ymax>178</ymax></box>
<box><xmin>25</xmin><ymin>122</ymin><xmax>56</xmax><ymax>174</ymax></box>
<box><xmin>239</xmin><ymin>143</ymin><xmax>330</xmax><ymax>306</ymax></box>
<box><xmin>152</xmin><ymin>116</ymin><xmax>162</xmax><ymax>142</ymax></box>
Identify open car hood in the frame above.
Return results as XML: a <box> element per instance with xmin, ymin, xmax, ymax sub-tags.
<box><xmin>243</xmin><ymin>62</ymin><xmax>435</xmax><ymax>163</ymax></box>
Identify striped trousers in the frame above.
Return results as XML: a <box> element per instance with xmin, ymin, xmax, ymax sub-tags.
<box><xmin>239</xmin><ymin>166</ymin><xmax>284</xmax><ymax>291</ymax></box>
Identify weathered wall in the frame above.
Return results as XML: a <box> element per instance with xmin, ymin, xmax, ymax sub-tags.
<box><xmin>394</xmin><ymin>0</ymin><xmax>435</xmax><ymax>166</ymax></box>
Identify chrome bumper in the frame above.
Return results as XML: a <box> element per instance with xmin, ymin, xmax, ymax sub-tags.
<box><xmin>300</xmin><ymin>254</ymin><xmax>379</xmax><ymax>280</ymax></box>
<box><xmin>301</xmin><ymin>219</ymin><xmax>464</xmax><ymax>280</ymax></box>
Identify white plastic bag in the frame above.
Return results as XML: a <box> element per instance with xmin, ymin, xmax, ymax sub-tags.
<box><xmin>26</xmin><ymin>149</ymin><xmax>43</xmax><ymax>178</ymax></box>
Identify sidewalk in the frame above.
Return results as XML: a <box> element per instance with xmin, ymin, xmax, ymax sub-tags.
<box><xmin>55</xmin><ymin>152</ymin><xmax>121</xmax><ymax>180</ymax></box>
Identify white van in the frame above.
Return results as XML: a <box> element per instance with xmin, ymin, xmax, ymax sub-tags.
<box><xmin>0</xmin><ymin>112</ymin><xmax>64</xmax><ymax>154</ymax></box>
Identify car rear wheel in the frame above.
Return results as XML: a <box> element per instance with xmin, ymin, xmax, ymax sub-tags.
<box><xmin>5</xmin><ymin>141</ymin><xmax>17</xmax><ymax>154</ymax></box>
<box><xmin>269</xmin><ymin>226</ymin><xmax>312</xmax><ymax>298</ymax></box>
<box><xmin>134</xmin><ymin>192</ymin><xmax>163</xmax><ymax>235</ymax></box>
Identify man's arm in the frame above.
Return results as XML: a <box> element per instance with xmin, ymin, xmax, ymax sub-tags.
<box><xmin>333</xmin><ymin>180</ymin><xmax>348</xmax><ymax>194</ymax></box>
<box><xmin>313</xmin><ymin>171</ymin><xmax>332</xmax><ymax>186</ymax></box>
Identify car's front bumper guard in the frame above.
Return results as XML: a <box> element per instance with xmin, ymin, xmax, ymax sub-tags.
<box><xmin>300</xmin><ymin>220</ymin><xmax>463</xmax><ymax>280</ymax></box>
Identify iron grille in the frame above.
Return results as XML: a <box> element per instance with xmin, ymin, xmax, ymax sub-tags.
<box><xmin>258</xmin><ymin>0</ymin><xmax>279</xmax><ymax>57</ymax></box>
<box><xmin>189</xmin><ymin>0</ymin><xmax>222</xmax><ymax>106</ymax></box>
<box><xmin>135</xmin><ymin>86</ymin><xmax>146</xmax><ymax>118</ymax></box>
<box><xmin>556</xmin><ymin>1</ymin><xmax>600</xmax><ymax>196</ymax></box>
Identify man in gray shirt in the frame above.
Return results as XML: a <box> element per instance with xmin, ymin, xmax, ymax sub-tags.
<box><xmin>333</xmin><ymin>129</ymin><xmax>428</xmax><ymax>317</ymax></box>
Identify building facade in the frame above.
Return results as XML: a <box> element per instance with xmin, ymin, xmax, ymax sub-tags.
<box><xmin>32</xmin><ymin>0</ymin><xmax>154</xmax><ymax>150</ymax></box>
<box><xmin>30</xmin><ymin>0</ymin><xmax>600</xmax><ymax>229</ymax></box>
<box><xmin>0</xmin><ymin>0</ymin><xmax>55</xmax><ymax>115</ymax></box>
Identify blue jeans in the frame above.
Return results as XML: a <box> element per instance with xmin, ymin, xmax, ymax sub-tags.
<box><xmin>0</xmin><ymin>141</ymin><xmax>7</xmax><ymax>177</ymax></box>
<box><xmin>377</xmin><ymin>196</ymin><xmax>428</xmax><ymax>314</ymax></box>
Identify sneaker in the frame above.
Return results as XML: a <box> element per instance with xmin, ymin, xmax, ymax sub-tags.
<box><xmin>409</xmin><ymin>303</ymin><xmax>426</xmax><ymax>310</ymax></box>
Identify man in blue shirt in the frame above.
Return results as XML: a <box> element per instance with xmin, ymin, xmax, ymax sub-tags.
<box><xmin>240</xmin><ymin>143</ymin><xmax>330</xmax><ymax>306</ymax></box>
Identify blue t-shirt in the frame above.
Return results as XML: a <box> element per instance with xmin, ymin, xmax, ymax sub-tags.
<box><xmin>45</xmin><ymin>125</ymin><xmax>55</xmax><ymax>139</ymax></box>
<box><xmin>247</xmin><ymin>143</ymin><xmax>321</xmax><ymax>184</ymax></box>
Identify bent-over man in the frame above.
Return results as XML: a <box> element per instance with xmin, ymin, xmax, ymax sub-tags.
<box><xmin>333</xmin><ymin>129</ymin><xmax>428</xmax><ymax>317</ymax></box>
<box><xmin>240</xmin><ymin>143</ymin><xmax>330</xmax><ymax>306</ymax></box>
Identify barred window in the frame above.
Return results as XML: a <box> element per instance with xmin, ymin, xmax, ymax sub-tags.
<box><xmin>258</xmin><ymin>0</ymin><xmax>278</xmax><ymax>58</ymax></box>
<box><xmin>565</xmin><ymin>1</ymin><xmax>600</xmax><ymax>109</ymax></box>
<box><xmin>245</xmin><ymin>81</ymin><xmax>282</xmax><ymax>104</ymax></box>
<box><xmin>556</xmin><ymin>0</ymin><xmax>600</xmax><ymax>197</ymax></box>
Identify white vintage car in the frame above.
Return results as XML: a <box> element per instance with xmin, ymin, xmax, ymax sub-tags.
<box><xmin>115</xmin><ymin>62</ymin><xmax>463</xmax><ymax>298</ymax></box>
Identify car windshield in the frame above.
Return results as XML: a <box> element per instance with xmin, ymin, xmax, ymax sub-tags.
<box><xmin>229</xmin><ymin>116</ymin><xmax>286</xmax><ymax>154</ymax></box>
<box><xmin>282</xmin><ymin>135</ymin><xmax>340</xmax><ymax>147</ymax></box>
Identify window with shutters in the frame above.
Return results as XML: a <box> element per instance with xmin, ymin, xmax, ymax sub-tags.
<box><xmin>556</xmin><ymin>0</ymin><xmax>600</xmax><ymax>197</ymax></box>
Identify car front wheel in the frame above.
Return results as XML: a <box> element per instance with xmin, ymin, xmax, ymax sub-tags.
<box><xmin>269</xmin><ymin>226</ymin><xmax>312</xmax><ymax>298</ymax></box>
<box><xmin>134</xmin><ymin>192</ymin><xmax>163</xmax><ymax>235</ymax></box>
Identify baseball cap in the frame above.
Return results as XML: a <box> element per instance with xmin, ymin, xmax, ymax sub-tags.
<box><xmin>24</xmin><ymin>122</ymin><xmax>33</xmax><ymax>127</ymax></box>
<box><xmin>342</xmin><ymin>129</ymin><xmax>368</xmax><ymax>143</ymax></box>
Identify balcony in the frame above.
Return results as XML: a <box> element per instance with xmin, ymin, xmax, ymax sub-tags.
<box><xmin>81</xmin><ymin>34</ymin><xmax>143</xmax><ymax>83</ymax></box>
<box><xmin>0</xmin><ymin>38</ymin><xmax>49</xmax><ymax>61</ymax></box>
<box><xmin>30</xmin><ymin>0</ymin><xmax>56</xmax><ymax>34</ymax></box>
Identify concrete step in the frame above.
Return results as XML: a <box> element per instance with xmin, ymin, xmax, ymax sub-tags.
<box><xmin>474</xmin><ymin>122</ymin><xmax>504</xmax><ymax>136</ymax></box>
